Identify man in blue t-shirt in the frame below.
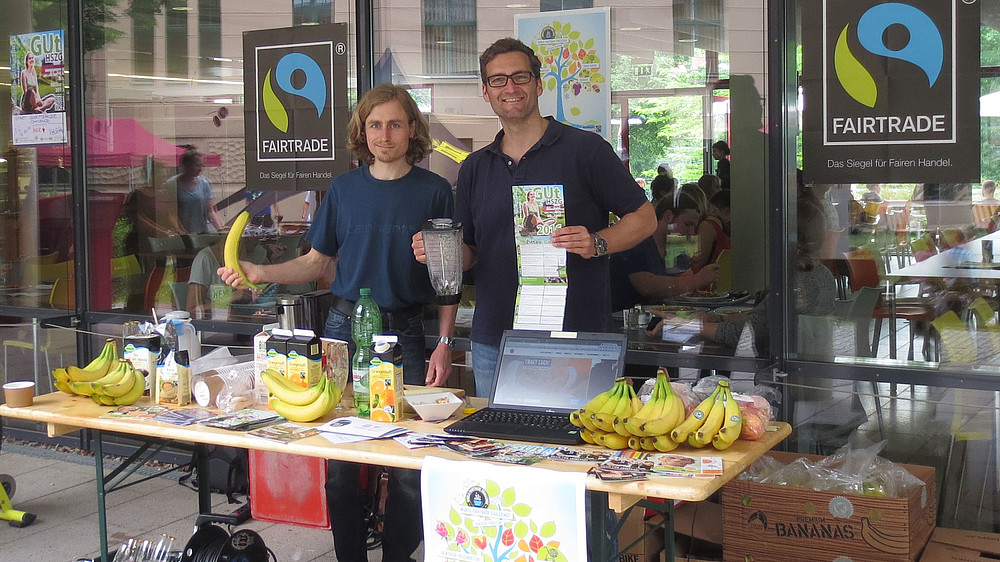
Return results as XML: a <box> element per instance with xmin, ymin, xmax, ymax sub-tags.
<box><xmin>412</xmin><ymin>38</ymin><xmax>656</xmax><ymax>396</ymax></box>
<box><xmin>219</xmin><ymin>84</ymin><xmax>455</xmax><ymax>562</ymax></box>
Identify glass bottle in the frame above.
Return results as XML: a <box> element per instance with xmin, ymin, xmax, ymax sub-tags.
<box><xmin>351</xmin><ymin>288</ymin><xmax>382</xmax><ymax>418</ymax></box>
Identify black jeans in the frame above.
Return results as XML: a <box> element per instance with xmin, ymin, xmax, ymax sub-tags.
<box><xmin>325</xmin><ymin>463</ymin><xmax>422</xmax><ymax>562</ymax></box>
<box><xmin>323</xmin><ymin>306</ymin><xmax>426</xmax><ymax>560</ymax></box>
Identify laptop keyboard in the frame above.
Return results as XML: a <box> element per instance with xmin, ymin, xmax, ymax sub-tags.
<box><xmin>445</xmin><ymin>408</ymin><xmax>582</xmax><ymax>445</ymax></box>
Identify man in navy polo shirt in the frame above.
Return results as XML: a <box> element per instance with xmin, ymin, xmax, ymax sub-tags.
<box><xmin>413</xmin><ymin>37</ymin><xmax>655</xmax><ymax>396</ymax></box>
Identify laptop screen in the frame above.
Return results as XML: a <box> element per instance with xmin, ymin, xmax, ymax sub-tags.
<box><xmin>489</xmin><ymin>330</ymin><xmax>627</xmax><ymax>413</ymax></box>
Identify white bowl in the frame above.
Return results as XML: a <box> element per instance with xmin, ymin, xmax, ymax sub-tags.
<box><xmin>406</xmin><ymin>392</ymin><xmax>462</xmax><ymax>421</ymax></box>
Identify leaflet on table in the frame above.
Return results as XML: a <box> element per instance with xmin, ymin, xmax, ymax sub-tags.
<box><xmin>153</xmin><ymin>408</ymin><xmax>217</xmax><ymax>426</ymax></box>
<box><xmin>548</xmin><ymin>447</ymin><xmax>724</xmax><ymax>477</ymax></box>
<box><xmin>316</xmin><ymin>416</ymin><xmax>408</xmax><ymax>439</ymax></box>
<box><xmin>100</xmin><ymin>405</ymin><xmax>170</xmax><ymax>419</ymax></box>
<box><xmin>247</xmin><ymin>422</ymin><xmax>319</xmax><ymax>443</ymax></box>
<box><xmin>200</xmin><ymin>408</ymin><xmax>283</xmax><ymax>431</ymax></box>
<box><xmin>441</xmin><ymin>438</ymin><xmax>557</xmax><ymax>465</ymax></box>
<box><xmin>512</xmin><ymin>184</ymin><xmax>567</xmax><ymax>331</ymax></box>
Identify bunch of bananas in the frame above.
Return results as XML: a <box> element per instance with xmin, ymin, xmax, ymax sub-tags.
<box><xmin>670</xmin><ymin>379</ymin><xmax>743</xmax><ymax>451</ymax></box>
<box><xmin>260</xmin><ymin>368</ymin><xmax>342</xmax><ymax>423</ymax></box>
<box><xmin>224</xmin><ymin>211</ymin><xmax>263</xmax><ymax>290</ymax></box>
<box><xmin>569</xmin><ymin>370</ymin><xmax>744</xmax><ymax>452</ymax></box>
<box><xmin>52</xmin><ymin>339</ymin><xmax>146</xmax><ymax>406</ymax></box>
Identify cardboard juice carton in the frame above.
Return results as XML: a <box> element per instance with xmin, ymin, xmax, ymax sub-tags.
<box><xmin>369</xmin><ymin>335</ymin><xmax>403</xmax><ymax>422</ymax></box>
<box><xmin>123</xmin><ymin>334</ymin><xmax>159</xmax><ymax>392</ymax></box>
<box><xmin>321</xmin><ymin>337</ymin><xmax>351</xmax><ymax>405</ymax></box>
<box><xmin>286</xmin><ymin>329</ymin><xmax>322</xmax><ymax>388</ymax></box>
<box><xmin>155</xmin><ymin>349</ymin><xmax>191</xmax><ymax>406</ymax></box>
<box><xmin>265</xmin><ymin>328</ymin><xmax>292</xmax><ymax>376</ymax></box>
<box><xmin>253</xmin><ymin>323</ymin><xmax>278</xmax><ymax>378</ymax></box>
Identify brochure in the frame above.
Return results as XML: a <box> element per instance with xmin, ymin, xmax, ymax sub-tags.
<box><xmin>316</xmin><ymin>416</ymin><xmax>408</xmax><ymax>439</ymax></box>
<box><xmin>442</xmin><ymin>439</ymin><xmax>557</xmax><ymax>466</ymax></box>
<box><xmin>596</xmin><ymin>453</ymin><xmax>724</xmax><ymax>477</ymax></box>
<box><xmin>511</xmin><ymin>184</ymin><xmax>568</xmax><ymax>331</ymax></box>
<box><xmin>247</xmin><ymin>422</ymin><xmax>319</xmax><ymax>443</ymax></box>
<box><xmin>153</xmin><ymin>408</ymin><xmax>217</xmax><ymax>426</ymax></box>
<box><xmin>200</xmin><ymin>408</ymin><xmax>283</xmax><ymax>431</ymax></box>
<box><xmin>100</xmin><ymin>405</ymin><xmax>170</xmax><ymax>419</ymax></box>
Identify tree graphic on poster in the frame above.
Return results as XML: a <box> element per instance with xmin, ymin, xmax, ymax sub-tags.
<box><xmin>432</xmin><ymin>479</ymin><xmax>569</xmax><ymax>561</ymax></box>
<box><xmin>530</xmin><ymin>21</ymin><xmax>604</xmax><ymax>133</ymax></box>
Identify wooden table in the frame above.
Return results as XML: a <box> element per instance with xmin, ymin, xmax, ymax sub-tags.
<box><xmin>2</xmin><ymin>393</ymin><xmax>791</xmax><ymax>562</ymax></box>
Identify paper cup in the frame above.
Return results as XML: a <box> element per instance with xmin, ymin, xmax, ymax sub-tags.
<box><xmin>3</xmin><ymin>381</ymin><xmax>35</xmax><ymax>407</ymax></box>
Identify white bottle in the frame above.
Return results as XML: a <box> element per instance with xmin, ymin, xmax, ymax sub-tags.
<box><xmin>157</xmin><ymin>310</ymin><xmax>201</xmax><ymax>362</ymax></box>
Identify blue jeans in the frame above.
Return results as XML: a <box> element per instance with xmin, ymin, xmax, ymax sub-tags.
<box><xmin>323</xmin><ymin>306</ymin><xmax>425</xmax><ymax>561</ymax></box>
<box><xmin>323</xmin><ymin>307</ymin><xmax>427</xmax><ymax>386</ymax></box>
<box><xmin>471</xmin><ymin>341</ymin><xmax>500</xmax><ymax>397</ymax></box>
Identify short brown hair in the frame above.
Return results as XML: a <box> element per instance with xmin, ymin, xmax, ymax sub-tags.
<box><xmin>479</xmin><ymin>37</ymin><xmax>541</xmax><ymax>84</ymax></box>
<box><xmin>346</xmin><ymin>84</ymin><xmax>431</xmax><ymax>165</ymax></box>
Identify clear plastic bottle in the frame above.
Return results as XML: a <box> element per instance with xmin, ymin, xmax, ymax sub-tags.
<box><xmin>351</xmin><ymin>288</ymin><xmax>382</xmax><ymax>418</ymax></box>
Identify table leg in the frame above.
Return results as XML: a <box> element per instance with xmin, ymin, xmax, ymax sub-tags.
<box><xmin>93</xmin><ymin>429</ymin><xmax>110</xmax><ymax>562</ymax></box>
<box><xmin>888</xmin><ymin>281</ymin><xmax>898</xmax><ymax>360</ymax></box>
<box><xmin>196</xmin><ymin>444</ymin><xmax>212</xmax><ymax>515</ymax></box>
<box><xmin>588</xmin><ymin>492</ymin><xmax>675</xmax><ymax>562</ymax></box>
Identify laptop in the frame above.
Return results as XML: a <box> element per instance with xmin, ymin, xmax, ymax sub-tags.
<box><xmin>445</xmin><ymin>330</ymin><xmax>627</xmax><ymax>445</ymax></box>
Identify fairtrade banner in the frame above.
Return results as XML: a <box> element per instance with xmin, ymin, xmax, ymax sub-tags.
<box><xmin>802</xmin><ymin>0</ymin><xmax>980</xmax><ymax>183</ymax></box>
<box><xmin>243</xmin><ymin>23</ymin><xmax>350</xmax><ymax>191</ymax></box>
<box><xmin>421</xmin><ymin>456</ymin><xmax>587</xmax><ymax>561</ymax></box>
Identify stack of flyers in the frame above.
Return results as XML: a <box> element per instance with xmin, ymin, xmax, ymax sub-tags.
<box><xmin>443</xmin><ymin>439</ymin><xmax>556</xmax><ymax>466</ymax></box>
<box><xmin>200</xmin><ymin>408</ymin><xmax>283</xmax><ymax>431</ymax></box>
<box><xmin>393</xmin><ymin>432</ymin><xmax>462</xmax><ymax>449</ymax></box>
<box><xmin>316</xmin><ymin>416</ymin><xmax>408</xmax><ymax>445</ymax></box>
<box><xmin>153</xmin><ymin>408</ymin><xmax>217</xmax><ymax>426</ymax></box>
<box><xmin>100</xmin><ymin>405</ymin><xmax>170</xmax><ymax>419</ymax></box>
<box><xmin>588</xmin><ymin>466</ymin><xmax>648</xmax><ymax>482</ymax></box>
<box><xmin>595</xmin><ymin>453</ymin><xmax>723</xmax><ymax>478</ymax></box>
<box><xmin>247</xmin><ymin>422</ymin><xmax>319</xmax><ymax>443</ymax></box>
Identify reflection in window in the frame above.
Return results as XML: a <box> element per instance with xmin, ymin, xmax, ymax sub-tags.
<box><xmin>540</xmin><ymin>0</ymin><xmax>593</xmax><ymax>11</ymax></box>
<box><xmin>293</xmin><ymin>0</ymin><xmax>333</xmax><ymax>26</ymax></box>
<box><xmin>199</xmin><ymin>0</ymin><xmax>222</xmax><ymax>76</ymax></box>
<box><xmin>422</xmin><ymin>0</ymin><xmax>477</xmax><ymax>75</ymax></box>
<box><xmin>166</xmin><ymin>0</ymin><xmax>189</xmax><ymax>78</ymax></box>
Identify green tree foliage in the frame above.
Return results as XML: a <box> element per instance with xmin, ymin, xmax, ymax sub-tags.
<box><xmin>32</xmin><ymin>0</ymin><xmax>125</xmax><ymax>52</ymax></box>
<box><xmin>612</xmin><ymin>52</ymin><xmax>721</xmax><ymax>182</ymax></box>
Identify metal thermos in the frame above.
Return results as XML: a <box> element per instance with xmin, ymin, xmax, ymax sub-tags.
<box><xmin>275</xmin><ymin>296</ymin><xmax>303</xmax><ymax>330</ymax></box>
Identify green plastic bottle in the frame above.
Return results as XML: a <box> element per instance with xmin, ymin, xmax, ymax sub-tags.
<box><xmin>351</xmin><ymin>288</ymin><xmax>382</xmax><ymax>418</ymax></box>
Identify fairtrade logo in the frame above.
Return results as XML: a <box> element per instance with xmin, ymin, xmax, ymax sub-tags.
<box><xmin>746</xmin><ymin>510</ymin><xmax>768</xmax><ymax>530</ymax></box>
<box><xmin>262</xmin><ymin>52</ymin><xmax>327</xmax><ymax>133</ymax></box>
<box><xmin>834</xmin><ymin>2</ymin><xmax>943</xmax><ymax>108</ymax></box>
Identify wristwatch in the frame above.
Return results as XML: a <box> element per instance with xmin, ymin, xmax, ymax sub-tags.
<box><xmin>438</xmin><ymin>336</ymin><xmax>456</xmax><ymax>349</ymax></box>
<box><xmin>591</xmin><ymin>232</ymin><xmax>609</xmax><ymax>257</ymax></box>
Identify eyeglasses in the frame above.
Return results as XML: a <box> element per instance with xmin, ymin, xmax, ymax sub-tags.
<box><xmin>485</xmin><ymin>71</ymin><xmax>535</xmax><ymax>88</ymax></box>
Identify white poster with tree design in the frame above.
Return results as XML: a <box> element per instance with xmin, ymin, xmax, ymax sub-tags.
<box><xmin>421</xmin><ymin>456</ymin><xmax>587</xmax><ymax>562</ymax></box>
<box><xmin>516</xmin><ymin>7</ymin><xmax>611</xmax><ymax>140</ymax></box>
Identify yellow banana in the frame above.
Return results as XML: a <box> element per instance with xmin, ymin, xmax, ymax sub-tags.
<box><xmin>692</xmin><ymin>387</ymin><xmax>729</xmax><ymax>446</ymax></box>
<box><xmin>716</xmin><ymin>387</ymin><xmax>743</xmax><ymax>441</ymax></box>
<box><xmin>607</xmin><ymin>380</ymin><xmax>638</xmax><ymax>433</ymax></box>
<box><xmin>670</xmin><ymin>384</ymin><xmax>723</xmax><ymax>443</ymax></box>
<box><xmin>687</xmin><ymin>432</ymin><xmax>708</xmax><ymax>448</ymax></box>
<box><xmin>54</xmin><ymin>378</ymin><xmax>74</xmax><ymax>395</ymax></box>
<box><xmin>273</xmin><ymin>377</ymin><xmax>336</xmax><ymax>422</ymax></box>
<box><xmin>652</xmin><ymin>433</ymin><xmax>681</xmax><ymax>452</ymax></box>
<box><xmin>88</xmin><ymin>359</ymin><xmax>130</xmax><ymax>390</ymax></box>
<box><xmin>638</xmin><ymin>436</ymin><xmax>658</xmax><ymax>451</ymax></box>
<box><xmin>580</xmin><ymin>385</ymin><xmax>619</xmax><ymax>417</ymax></box>
<box><xmin>113</xmin><ymin>370</ymin><xmax>147</xmax><ymax>405</ymax></box>
<box><xmin>102</xmin><ymin>366</ymin><xmax>140</xmax><ymax>398</ymax></box>
<box><xmin>93</xmin><ymin>393</ymin><xmax>116</xmax><ymax>406</ymax></box>
<box><xmin>261</xmin><ymin>368</ymin><xmax>326</xmax><ymax>406</ymax></box>
<box><xmin>621</xmin><ymin>382</ymin><xmax>666</xmax><ymax>436</ymax></box>
<box><xmin>52</xmin><ymin>368</ymin><xmax>74</xmax><ymax>395</ymax></box>
<box><xmin>591</xmin><ymin>381</ymin><xmax>625</xmax><ymax>432</ymax></box>
<box><xmin>626</xmin><ymin>436</ymin><xmax>643</xmax><ymax>451</ymax></box>
<box><xmin>224</xmin><ymin>211</ymin><xmax>263</xmax><ymax>290</ymax></box>
<box><xmin>712</xmin><ymin>431</ymin><xmax>738</xmax><ymax>451</ymax></box>
<box><xmin>579</xmin><ymin>428</ymin><xmax>596</xmax><ymax>445</ymax></box>
<box><xmin>67</xmin><ymin>341</ymin><xmax>118</xmax><ymax>382</ymax></box>
<box><xmin>596</xmin><ymin>431</ymin><xmax>629</xmax><ymax>450</ymax></box>
<box><xmin>569</xmin><ymin>409</ymin><xmax>586</xmax><ymax>428</ymax></box>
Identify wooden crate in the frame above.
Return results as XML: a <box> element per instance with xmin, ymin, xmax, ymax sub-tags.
<box><xmin>722</xmin><ymin>451</ymin><xmax>936</xmax><ymax>562</ymax></box>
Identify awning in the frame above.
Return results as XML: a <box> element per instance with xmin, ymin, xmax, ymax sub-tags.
<box><xmin>36</xmin><ymin>118</ymin><xmax>221</xmax><ymax>168</ymax></box>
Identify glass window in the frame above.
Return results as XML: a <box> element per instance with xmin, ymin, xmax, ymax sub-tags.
<box><xmin>422</xmin><ymin>0</ymin><xmax>478</xmax><ymax>76</ymax></box>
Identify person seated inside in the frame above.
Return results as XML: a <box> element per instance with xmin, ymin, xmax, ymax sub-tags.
<box><xmin>650</xmin><ymin>163</ymin><xmax>677</xmax><ymax>202</ymax></box>
<box><xmin>611</xmin><ymin>185</ymin><xmax>720</xmax><ymax>312</ymax></box>
<box><xmin>974</xmin><ymin>180</ymin><xmax>999</xmax><ymax>230</ymax></box>
<box><xmin>646</xmin><ymin>197</ymin><xmax>836</xmax><ymax>357</ymax></box>
<box><xmin>697</xmin><ymin>174</ymin><xmax>722</xmax><ymax>202</ymax></box>
<box><xmin>186</xmin><ymin>238</ymin><xmax>265</xmax><ymax>318</ymax></box>
<box><xmin>691</xmin><ymin>189</ymin><xmax>732</xmax><ymax>277</ymax></box>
